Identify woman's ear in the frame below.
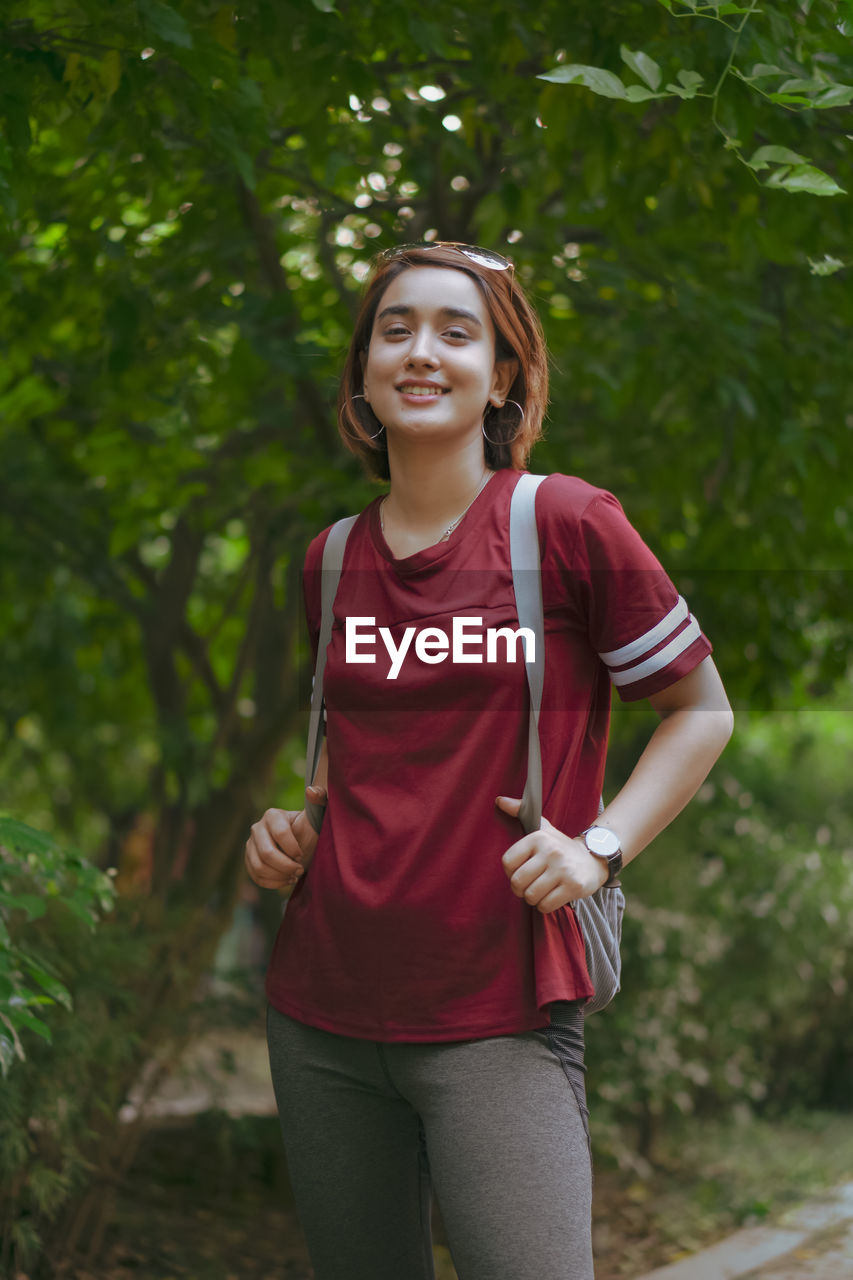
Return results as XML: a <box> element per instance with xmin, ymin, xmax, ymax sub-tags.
<box><xmin>490</xmin><ymin>357</ymin><xmax>519</xmax><ymax>404</ymax></box>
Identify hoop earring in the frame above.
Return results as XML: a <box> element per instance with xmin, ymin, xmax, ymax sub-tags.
<box><xmin>352</xmin><ymin>394</ymin><xmax>386</xmax><ymax>441</ymax></box>
<box><xmin>482</xmin><ymin>399</ymin><xmax>525</xmax><ymax>446</ymax></box>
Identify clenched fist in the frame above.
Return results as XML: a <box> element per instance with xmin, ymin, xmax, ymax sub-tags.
<box><xmin>495</xmin><ymin>794</ymin><xmax>608</xmax><ymax>913</ymax></box>
<box><xmin>244</xmin><ymin>785</ymin><xmax>327</xmax><ymax>890</ymax></box>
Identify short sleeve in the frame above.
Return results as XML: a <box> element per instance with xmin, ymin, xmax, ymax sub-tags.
<box><xmin>572</xmin><ymin>490</ymin><xmax>712</xmax><ymax>702</ymax></box>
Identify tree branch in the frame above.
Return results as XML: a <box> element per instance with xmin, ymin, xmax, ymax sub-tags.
<box><xmin>236</xmin><ymin>180</ymin><xmax>338</xmax><ymax>453</ymax></box>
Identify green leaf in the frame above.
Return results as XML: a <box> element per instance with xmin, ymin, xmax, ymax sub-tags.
<box><xmin>746</xmin><ymin>145</ymin><xmax>809</xmax><ymax>171</ymax></box>
<box><xmin>7</xmin><ymin>1006</ymin><xmax>52</xmax><ymax>1043</ymax></box>
<box><xmin>625</xmin><ymin>84</ymin><xmax>666</xmax><ymax>102</ymax></box>
<box><xmin>19</xmin><ymin>957</ymin><xmax>73</xmax><ymax>1011</ymax></box>
<box><xmin>311</xmin><ymin>0</ymin><xmax>338</xmax><ymax>9</ymax></box>
<box><xmin>812</xmin><ymin>84</ymin><xmax>853</xmax><ymax>109</ymax></box>
<box><xmin>537</xmin><ymin>64</ymin><xmax>627</xmax><ymax>99</ymax></box>
<box><xmin>766</xmin><ymin>91</ymin><xmax>820</xmax><ymax>106</ymax></box>
<box><xmin>774</xmin><ymin>164</ymin><xmax>846</xmax><ymax>196</ymax></box>
<box><xmin>620</xmin><ymin>46</ymin><xmax>662</xmax><ymax>91</ymax></box>
<box><xmin>139</xmin><ymin>0</ymin><xmax>194</xmax><ymax>48</ymax></box>
<box><xmin>0</xmin><ymin>373</ymin><xmax>62</xmax><ymax>422</ymax></box>
<box><xmin>777</xmin><ymin>78</ymin><xmax>824</xmax><ymax>95</ymax></box>
<box><xmin>664</xmin><ymin>80</ymin><xmax>701</xmax><ymax>99</ymax></box>
<box><xmin>696</xmin><ymin>1</ymin><xmax>761</xmax><ymax>11</ymax></box>
<box><xmin>0</xmin><ymin>893</ymin><xmax>46</xmax><ymax>921</ymax></box>
<box><xmin>0</xmin><ymin>816</ymin><xmax>68</xmax><ymax>860</ymax></box>
<box><xmin>808</xmin><ymin>255</ymin><xmax>846</xmax><ymax>276</ymax></box>
<box><xmin>677</xmin><ymin>69</ymin><xmax>704</xmax><ymax>90</ymax></box>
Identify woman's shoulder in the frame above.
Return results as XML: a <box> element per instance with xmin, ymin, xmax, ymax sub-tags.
<box><xmin>523</xmin><ymin>471</ymin><xmax>651</xmax><ymax>570</ymax></box>
<box><xmin>532</xmin><ymin>471</ymin><xmax>624</xmax><ymax>528</ymax></box>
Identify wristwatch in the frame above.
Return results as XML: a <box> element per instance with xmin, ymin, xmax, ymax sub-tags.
<box><xmin>580</xmin><ymin>826</ymin><xmax>623</xmax><ymax>888</ymax></box>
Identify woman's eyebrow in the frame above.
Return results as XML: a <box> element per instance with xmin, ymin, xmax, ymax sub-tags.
<box><xmin>376</xmin><ymin>303</ymin><xmax>483</xmax><ymax>328</ymax></box>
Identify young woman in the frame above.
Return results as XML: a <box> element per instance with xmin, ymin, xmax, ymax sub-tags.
<box><xmin>245</xmin><ymin>243</ymin><xmax>733</xmax><ymax>1280</ymax></box>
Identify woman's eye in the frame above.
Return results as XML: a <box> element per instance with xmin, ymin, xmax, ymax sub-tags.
<box><xmin>385</xmin><ymin>326</ymin><xmax>409</xmax><ymax>336</ymax></box>
<box><xmin>446</xmin><ymin>329</ymin><xmax>469</xmax><ymax>340</ymax></box>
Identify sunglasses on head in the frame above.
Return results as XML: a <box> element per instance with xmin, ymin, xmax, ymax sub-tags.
<box><xmin>379</xmin><ymin>242</ymin><xmax>513</xmax><ymax>272</ymax></box>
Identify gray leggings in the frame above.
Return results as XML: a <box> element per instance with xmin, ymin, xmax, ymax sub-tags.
<box><xmin>266</xmin><ymin>1001</ymin><xmax>594</xmax><ymax>1280</ymax></box>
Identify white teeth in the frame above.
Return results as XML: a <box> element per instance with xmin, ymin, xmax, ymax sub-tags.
<box><xmin>399</xmin><ymin>386</ymin><xmax>444</xmax><ymax>396</ymax></box>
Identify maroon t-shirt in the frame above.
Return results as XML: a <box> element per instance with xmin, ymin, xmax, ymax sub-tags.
<box><xmin>265</xmin><ymin>468</ymin><xmax>711</xmax><ymax>1041</ymax></box>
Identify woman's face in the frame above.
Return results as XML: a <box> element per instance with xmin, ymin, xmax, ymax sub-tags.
<box><xmin>362</xmin><ymin>266</ymin><xmax>514</xmax><ymax>445</ymax></box>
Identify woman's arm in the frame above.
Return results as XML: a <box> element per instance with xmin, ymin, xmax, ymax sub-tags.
<box><xmin>596</xmin><ymin>654</ymin><xmax>734</xmax><ymax>870</ymax></box>
<box><xmin>498</xmin><ymin>655</ymin><xmax>733</xmax><ymax>910</ymax></box>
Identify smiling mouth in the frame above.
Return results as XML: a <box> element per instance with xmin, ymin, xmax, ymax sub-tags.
<box><xmin>396</xmin><ymin>385</ymin><xmax>450</xmax><ymax>396</ymax></box>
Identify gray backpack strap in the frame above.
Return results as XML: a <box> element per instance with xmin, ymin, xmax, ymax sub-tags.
<box><xmin>509</xmin><ymin>474</ymin><xmax>605</xmax><ymax>831</ymax></box>
<box><xmin>304</xmin><ymin>514</ymin><xmax>358</xmax><ymax>834</ymax></box>
<box><xmin>509</xmin><ymin>473</ymin><xmax>623</xmax><ymax>1016</ymax></box>
<box><xmin>509</xmin><ymin>474</ymin><xmax>548</xmax><ymax>835</ymax></box>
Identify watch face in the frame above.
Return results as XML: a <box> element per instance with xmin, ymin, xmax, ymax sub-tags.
<box><xmin>586</xmin><ymin>826</ymin><xmax>621</xmax><ymax>858</ymax></box>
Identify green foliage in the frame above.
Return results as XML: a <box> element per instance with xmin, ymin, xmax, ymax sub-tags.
<box><xmin>0</xmin><ymin>887</ymin><xmax>221</xmax><ymax>1278</ymax></box>
<box><xmin>539</xmin><ymin>5</ymin><xmax>853</xmax><ymax>200</ymax></box>
<box><xmin>0</xmin><ymin>875</ymin><xmax>126</xmax><ymax>1274</ymax></box>
<box><xmin>589</xmin><ymin>698</ymin><xmax>853</xmax><ymax>1166</ymax></box>
<box><xmin>0</xmin><ymin>817</ymin><xmax>115</xmax><ymax>1077</ymax></box>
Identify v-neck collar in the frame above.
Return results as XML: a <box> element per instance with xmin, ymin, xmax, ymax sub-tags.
<box><xmin>369</xmin><ymin>467</ymin><xmax>514</xmax><ymax>576</ymax></box>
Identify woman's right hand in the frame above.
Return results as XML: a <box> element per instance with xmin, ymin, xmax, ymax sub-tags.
<box><xmin>244</xmin><ymin>785</ymin><xmax>327</xmax><ymax>890</ymax></box>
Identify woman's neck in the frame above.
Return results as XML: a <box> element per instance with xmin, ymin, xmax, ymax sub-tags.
<box><xmin>382</xmin><ymin>438</ymin><xmax>492</xmax><ymax>534</ymax></box>
<box><xmin>377</xmin><ymin>437</ymin><xmax>496</xmax><ymax>558</ymax></box>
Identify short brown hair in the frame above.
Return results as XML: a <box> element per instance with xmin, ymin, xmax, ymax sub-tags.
<box><xmin>337</xmin><ymin>245</ymin><xmax>549</xmax><ymax>481</ymax></box>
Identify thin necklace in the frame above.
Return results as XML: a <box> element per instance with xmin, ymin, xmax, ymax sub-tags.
<box><xmin>380</xmin><ymin>469</ymin><xmax>493</xmax><ymax>543</ymax></box>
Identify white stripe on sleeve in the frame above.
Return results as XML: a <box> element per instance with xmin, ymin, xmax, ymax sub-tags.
<box><xmin>599</xmin><ymin>596</ymin><xmax>689</xmax><ymax>666</ymax></box>
<box><xmin>607</xmin><ymin>615</ymin><xmax>703</xmax><ymax>687</ymax></box>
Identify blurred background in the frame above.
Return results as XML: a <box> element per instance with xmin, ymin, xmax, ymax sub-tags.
<box><xmin>1</xmin><ymin>2</ymin><xmax>851</xmax><ymax>1277</ymax></box>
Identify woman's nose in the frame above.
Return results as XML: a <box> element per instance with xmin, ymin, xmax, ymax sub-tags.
<box><xmin>406</xmin><ymin>328</ymin><xmax>439</xmax><ymax>365</ymax></box>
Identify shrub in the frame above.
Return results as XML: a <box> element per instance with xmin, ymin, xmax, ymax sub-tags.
<box><xmin>587</xmin><ymin>704</ymin><xmax>853</xmax><ymax>1167</ymax></box>
<box><xmin>0</xmin><ymin>817</ymin><xmax>116</xmax><ymax>1275</ymax></box>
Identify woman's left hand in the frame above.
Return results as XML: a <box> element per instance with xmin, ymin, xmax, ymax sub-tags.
<box><xmin>495</xmin><ymin>795</ymin><xmax>608</xmax><ymax>914</ymax></box>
